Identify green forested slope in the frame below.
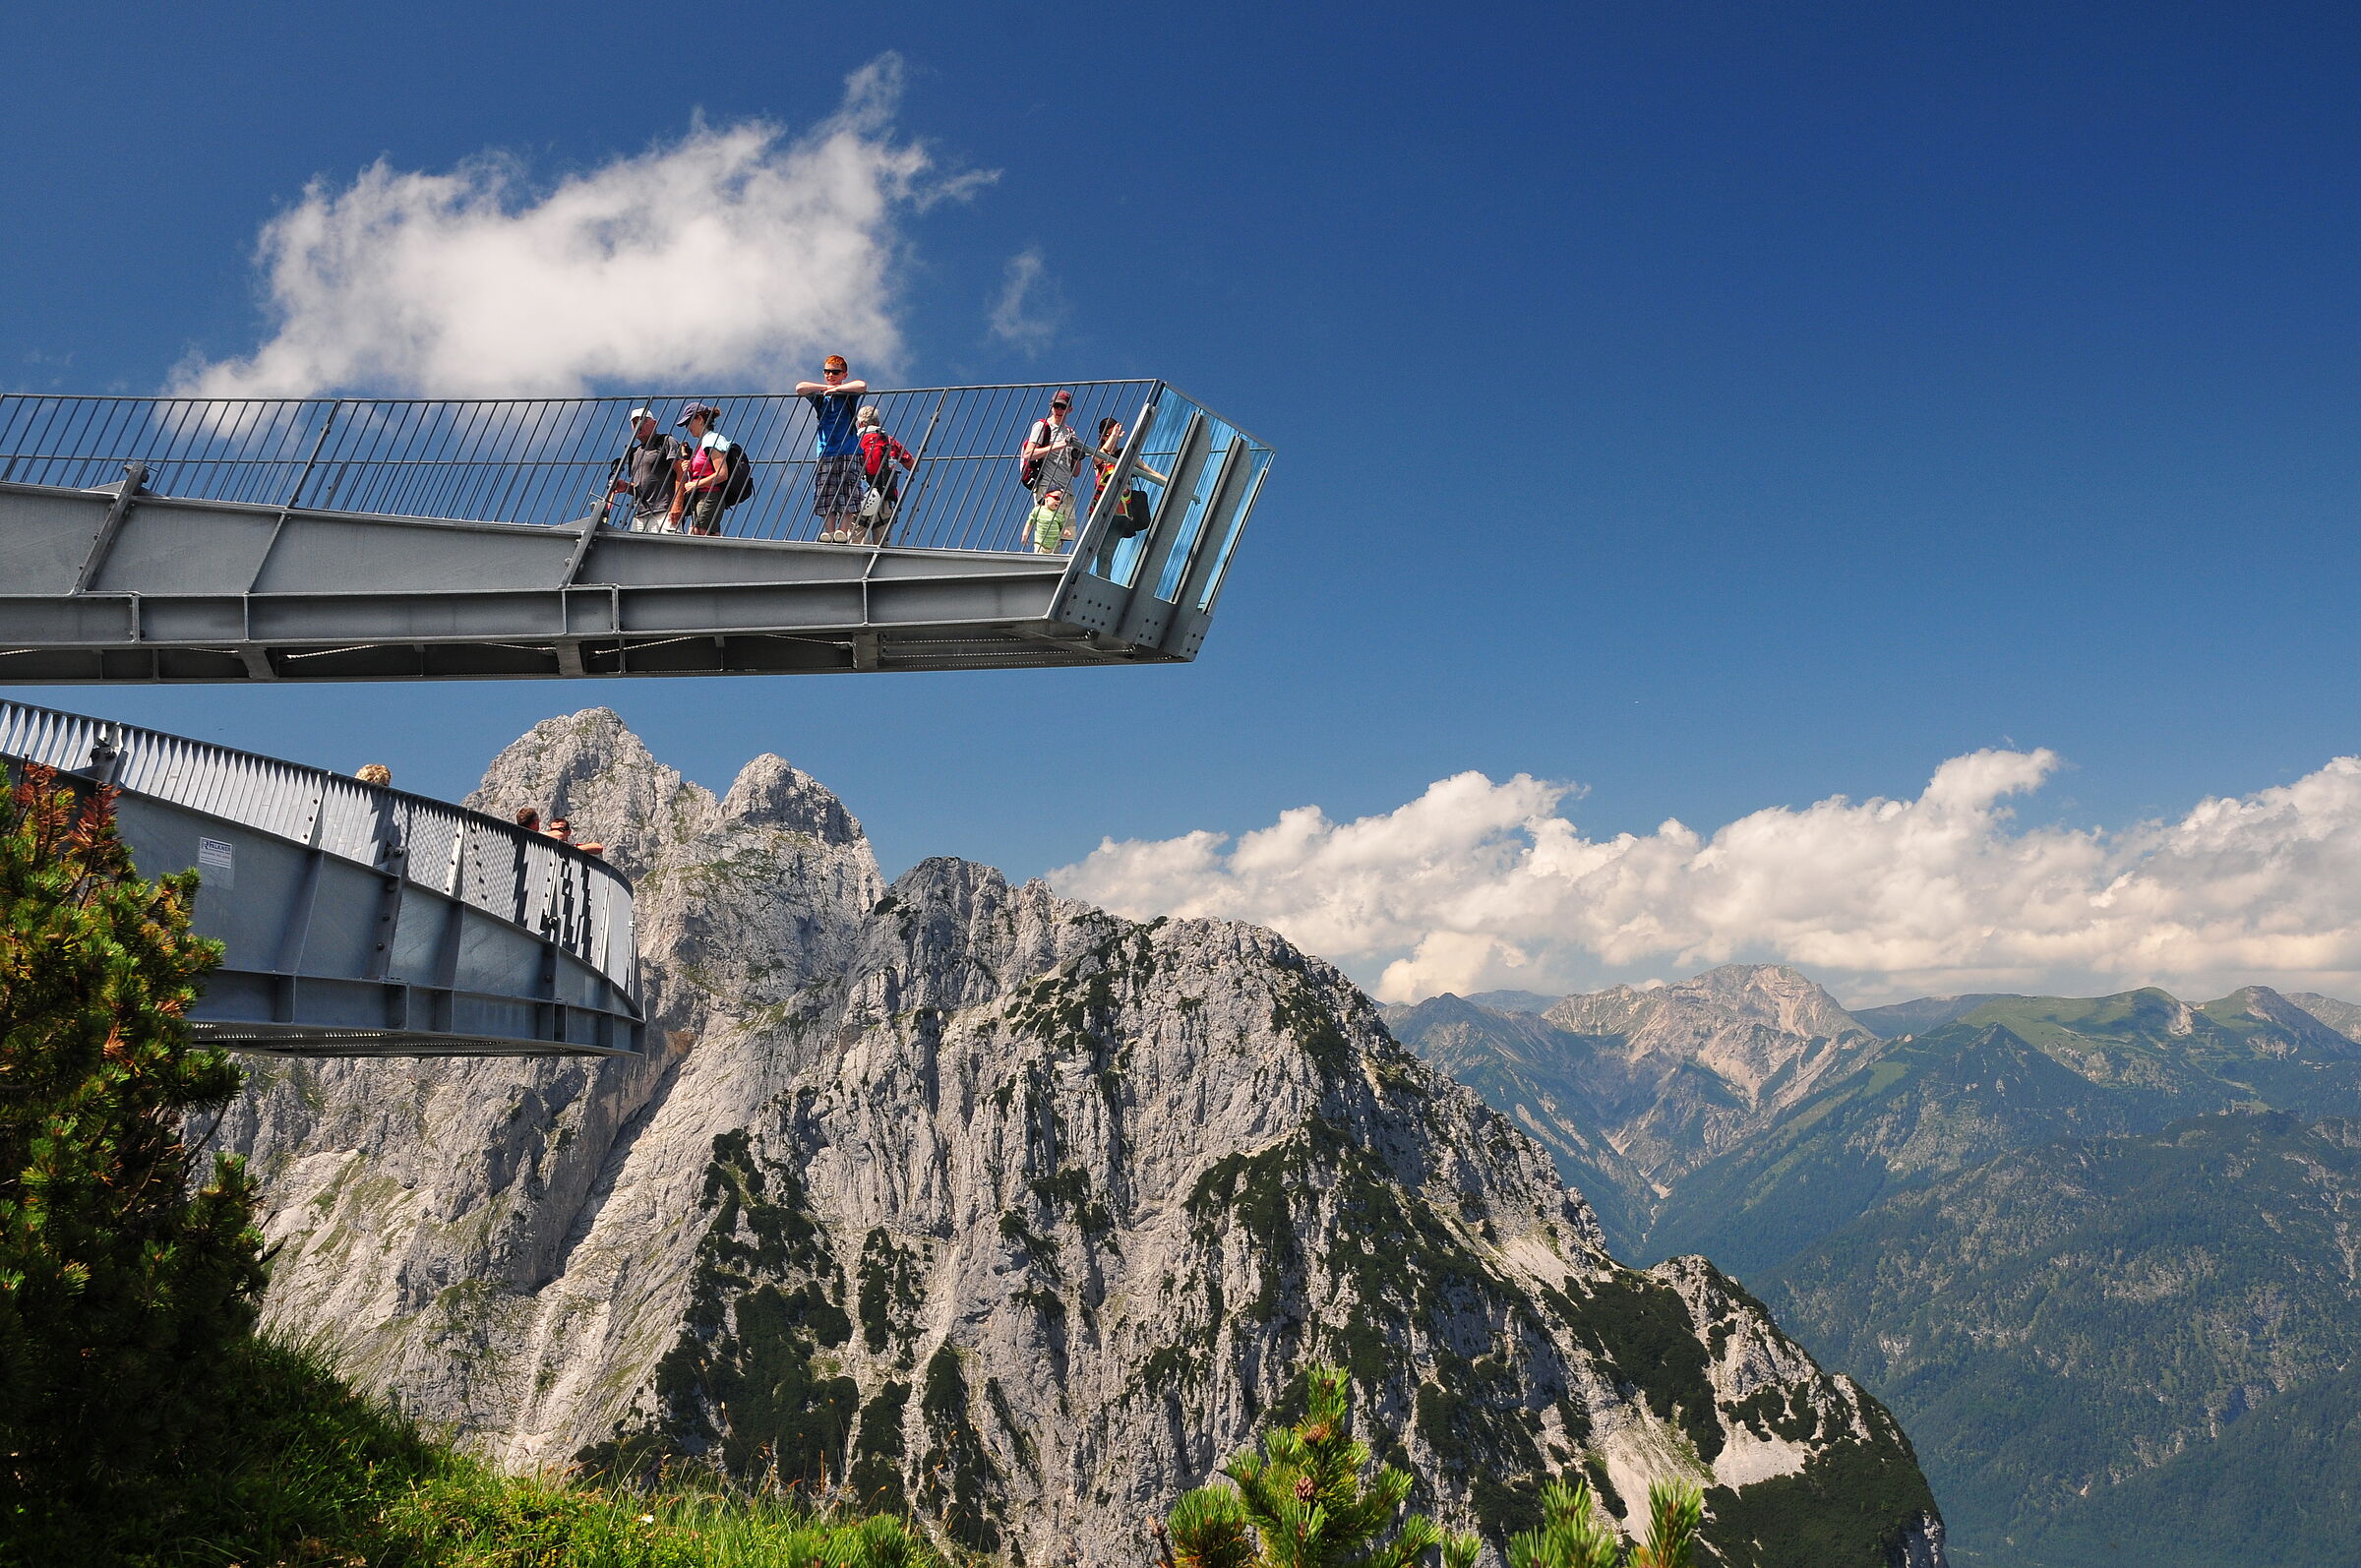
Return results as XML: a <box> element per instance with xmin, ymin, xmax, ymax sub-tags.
<box><xmin>1761</xmin><ymin>1114</ymin><xmax>2361</xmax><ymax>1568</ymax></box>
<box><xmin>1391</xmin><ymin>976</ymin><xmax>2361</xmax><ymax>1566</ymax></box>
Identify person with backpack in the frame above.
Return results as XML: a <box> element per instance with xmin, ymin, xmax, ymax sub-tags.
<box><xmin>668</xmin><ymin>402</ymin><xmax>740</xmax><ymax>536</ymax></box>
<box><xmin>852</xmin><ymin>405</ymin><xmax>915</xmax><ymax>546</ymax></box>
<box><xmin>794</xmin><ymin>354</ymin><xmax>870</xmax><ymax>542</ymax></box>
<box><xmin>1019</xmin><ymin>389</ymin><xmax>1086</xmax><ymax>540</ymax></box>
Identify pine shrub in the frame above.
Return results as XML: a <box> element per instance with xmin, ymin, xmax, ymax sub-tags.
<box><xmin>1505</xmin><ymin>1474</ymin><xmax>1703</xmax><ymax>1568</ymax></box>
<box><xmin>0</xmin><ymin>763</ymin><xmax>268</xmax><ymax>1547</ymax></box>
<box><xmin>1162</xmin><ymin>1364</ymin><xmax>1481</xmax><ymax>1568</ymax></box>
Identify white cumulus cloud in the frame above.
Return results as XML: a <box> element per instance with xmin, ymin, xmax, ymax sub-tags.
<box><xmin>988</xmin><ymin>248</ymin><xmax>1058</xmax><ymax>352</ymax></box>
<box><xmin>1049</xmin><ymin>751</ymin><xmax>2361</xmax><ymax>1006</ymax></box>
<box><xmin>176</xmin><ymin>56</ymin><xmax>989</xmax><ymax>398</ymax></box>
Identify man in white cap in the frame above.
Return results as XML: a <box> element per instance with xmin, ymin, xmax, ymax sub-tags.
<box><xmin>606</xmin><ymin>407</ymin><xmax>684</xmax><ymax>531</ymax></box>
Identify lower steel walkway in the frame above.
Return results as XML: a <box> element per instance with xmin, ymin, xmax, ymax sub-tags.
<box><xmin>0</xmin><ymin>382</ymin><xmax>1271</xmax><ymax>683</ymax></box>
<box><xmin>0</xmin><ymin>700</ymin><xmax>641</xmax><ymax>1055</ymax></box>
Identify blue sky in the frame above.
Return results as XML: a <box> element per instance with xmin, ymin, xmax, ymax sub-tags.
<box><xmin>9</xmin><ymin>3</ymin><xmax>2361</xmax><ymax>999</ymax></box>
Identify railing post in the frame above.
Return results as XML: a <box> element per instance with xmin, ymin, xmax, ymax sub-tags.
<box><xmin>283</xmin><ymin>400</ymin><xmax>341</xmax><ymax>510</ymax></box>
<box><xmin>72</xmin><ymin>462</ymin><xmax>147</xmax><ymax>594</ymax></box>
<box><xmin>884</xmin><ymin>390</ymin><xmax>950</xmax><ymax>548</ymax></box>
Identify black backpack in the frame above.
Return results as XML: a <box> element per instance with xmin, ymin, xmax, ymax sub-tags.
<box><xmin>1019</xmin><ymin>418</ymin><xmax>1072</xmax><ymax>492</ymax></box>
<box><xmin>713</xmin><ymin>435</ymin><xmax>756</xmax><ymax>508</ymax></box>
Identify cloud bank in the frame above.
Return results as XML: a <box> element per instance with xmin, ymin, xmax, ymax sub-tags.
<box><xmin>1050</xmin><ymin>751</ymin><xmax>2361</xmax><ymax>1006</ymax></box>
<box><xmin>178</xmin><ymin>56</ymin><xmax>985</xmax><ymax>398</ymax></box>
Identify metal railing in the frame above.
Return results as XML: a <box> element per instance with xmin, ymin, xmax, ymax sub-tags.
<box><xmin>0</xmin><ymin>699</ymin><xmax>635</xmax><ymax>993</ymax></box>
<box><xmin>0</xmin><ymin>383</ymin><xmax>1273</xmax><ymax>562</ymax></box>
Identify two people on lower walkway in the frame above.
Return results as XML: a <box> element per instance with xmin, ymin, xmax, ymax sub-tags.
<box><xmin>514</xmin><ymin>806</ymin><xmax>603</xmax><ymax>858</ymax></box>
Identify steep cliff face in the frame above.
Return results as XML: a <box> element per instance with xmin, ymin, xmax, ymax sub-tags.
<box><xmin>219</xmin><ymin>711</ymin><xmax>1943</xmax><ymax>1567</ymax></box>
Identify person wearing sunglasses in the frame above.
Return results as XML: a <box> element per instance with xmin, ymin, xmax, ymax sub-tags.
<box><xmin>794</xmin><ymin>355</ymin><xmax>871</xmax><ymax>542</ymax></box>
<box><xmin>1020</xmin><ymin>390</ymin><xmax>1086</xmax><ymax>541</ymax></box>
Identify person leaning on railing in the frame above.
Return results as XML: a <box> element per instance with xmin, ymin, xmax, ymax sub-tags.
<box><xmin>795</xmin><ymin>354</ymin><xmax>869</xmax><ymax>542</ymax></box>
<box><xmin>545</xmin><ymin>815</ymin><xmax>605</xmax><ymax>858</ymax></box>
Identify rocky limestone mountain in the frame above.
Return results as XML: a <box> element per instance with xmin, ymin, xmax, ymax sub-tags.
<box><xmin>1375</xmin><ymin>994</ymin><xmax>1660</xmax><ymax>1252</ymax></box>
<box><xmin>2284</xmin><ymin>990</ymin><xmax>2361</xmax><ymax>1046</ymax></box>
<box><xmin>215</xmin><ymin>710</ymin><xmax>1944</xmax><ymax>1568</ymax></box>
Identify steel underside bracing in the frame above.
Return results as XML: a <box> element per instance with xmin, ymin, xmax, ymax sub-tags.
<box><xmin>0</xmin><ymin>483</ymin><xmax>1163</xmax><ymax>681</ymax></box>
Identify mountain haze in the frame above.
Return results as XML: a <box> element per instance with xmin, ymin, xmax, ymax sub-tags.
<box><xmin>1766</xmin><ymin>1113</ymin><xmax>2361</xmax><ymax>1568</ymax></box>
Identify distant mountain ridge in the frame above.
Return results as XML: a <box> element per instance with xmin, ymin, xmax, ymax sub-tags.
<box><xmin>1386</xmin><ymin>967</ymin><xmax>2361</xmax><ymax>1265</ymax></box>
<box><xmin>1386</xmin><ymin>966</ymin><xmax>2361</xmax><ymax>1567</ymax></box>
<box><xmin>1846</xmin><ymin>995</ymin><xmax>2020</xmax><ymax>1040</ymax></box>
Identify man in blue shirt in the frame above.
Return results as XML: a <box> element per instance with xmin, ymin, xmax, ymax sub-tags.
<box><xmin>795</xmin><ymin>354</ymin><xmax>870</xmax><ymax>542</ymax></box>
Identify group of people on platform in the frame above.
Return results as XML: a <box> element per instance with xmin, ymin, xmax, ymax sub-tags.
<box><xmin>604</xmin><ymin>361</ymin><xmax>1152</xmax><ymax>555</ymax></box>
<box><xmin>350</xmin><ymin>763</ymin><xmax>607</xmax><ymax>860</ymax></box>
<box><xmin>514</xmin><ymin>807</ymin><xmax>603</xmax><ymax>858</ymax></box>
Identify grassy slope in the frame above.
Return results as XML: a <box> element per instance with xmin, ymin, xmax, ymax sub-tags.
<box><xmin>22</xmin><ymin>1334</ymin><xmax>941</xmax><ymax>1568</ymax></box>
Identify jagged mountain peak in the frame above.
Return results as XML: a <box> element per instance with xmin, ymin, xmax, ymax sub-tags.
<box><xmin>465</xmin><ymin>705</ymin><xmax>720</xmax><ymax>878</ymax></box>
<box><xmin>1545</xmin><ymin>964</ymin><xmax>1866</xmax><ymax>1054</ymax></box>
<box><xmin>716</xmin><ymin>752</ymin><xmax>865</xmax><ymax>845</ymax></box>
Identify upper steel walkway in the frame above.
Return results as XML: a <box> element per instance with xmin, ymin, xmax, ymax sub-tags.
<box><xmin>0</xmin><ymin>382</ymin><xmax>1272</xmax><ymax>683</ymax></box>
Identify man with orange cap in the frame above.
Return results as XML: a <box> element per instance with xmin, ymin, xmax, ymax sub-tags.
<box><xmin>795</xmin><ymin>355</ymin><xmax>870</xmax><ymax>542</ymax></box>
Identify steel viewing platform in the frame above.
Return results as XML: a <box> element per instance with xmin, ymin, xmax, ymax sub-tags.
<box><xmin>0</xmin><ymin>699</ymin><xmax>640</xmax><ymax>1055</ymax></box>
<box><xmin>0</xmin><ymin>382</ymin><xmax>1271</xmax><ymax>683</ymax></box>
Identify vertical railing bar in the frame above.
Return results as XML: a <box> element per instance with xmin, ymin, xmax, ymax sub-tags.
<box><xmin>282</xmin><ymin>400</ymin><xmax>340</xmax><ymax>509</ymax></box>
<box><xmin>882</xmin><ymin>390</ymin><xmax>948</xmax><ymax>550</ymax></box>
<box><xmin>451</xmin><ymin>400</ymin><xmax>497</xmax><ymax>519</ymax></box>
<box><xmin>390</xmin><ymin>402</ymin><xmax>436</xmax><ymax>514</ymax></box>
<box><xmin>500</xmin><ymin>399</ymin><xmax>548</xmax><ymax>522</ymax></box>
<box><xmin>349</xmin><ymin>402</ymin><xmax>394</xmax><ymax>514</ymax></box>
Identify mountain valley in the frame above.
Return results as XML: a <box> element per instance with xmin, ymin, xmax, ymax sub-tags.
<box><xmin>1387</xmin><ymin>968</ymin><xmax>2361</xmax><ymax>1565</ymax></box>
